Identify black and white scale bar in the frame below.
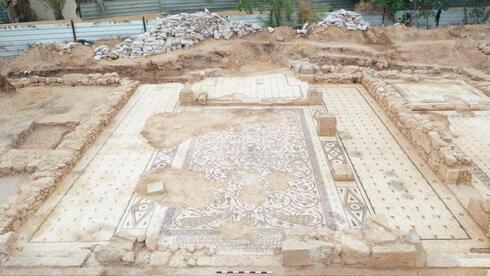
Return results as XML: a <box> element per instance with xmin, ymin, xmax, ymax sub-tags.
<box><xmin>216</xmin><ymin>271</ymin><xmax>272</xmax><ymax>274</ymax></box>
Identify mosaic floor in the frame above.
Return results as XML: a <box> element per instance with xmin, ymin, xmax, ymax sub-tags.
<box><xmin>391</xmin><ymin>81</ymin><xmax>489</xmax><ymax>108</ymax></box>
<box><xmin>13</xmin><ymin>82</ymin><xmax>488</xmax><ymax>261</ymax></box>
<box><xmin>191</xmin><ymin>72</ymin><xmax>308</xmax><ymax>103</ymax></box>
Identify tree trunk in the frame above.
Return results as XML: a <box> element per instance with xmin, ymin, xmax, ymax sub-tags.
<box><xmin>463</xmin><ymin>6</ymin><xmax>468</xmax><ymax>24</ymax></box>
<box><xmin>55</xmin><ymin>9</ymin><xmax>64</xmax><ymax>20</ymax></box>
<box><xmin>382</xmin><ymin>7</ymin><xmax>385</xmax><ymax>25</ymax></box>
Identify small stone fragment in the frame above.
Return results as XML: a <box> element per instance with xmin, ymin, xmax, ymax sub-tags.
<box><xmin>147</xmin><ymin>181</ymin><xmax>165</xmax><ymax>195</ymax></box>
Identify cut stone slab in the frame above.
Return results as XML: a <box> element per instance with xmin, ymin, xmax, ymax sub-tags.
<box><xmin>282</xmin><ymin>239</ymin><xmax>334</xmax><ymax>266</ymax></box>
<box><xmin>317</xmin><ymin>112</ymin><xmax>337</xmax><ymax>137</ymax></box>
<box><xmin>340</xmin><ymin>235</ymin><xmax>371</xmax><ymax>265</ymax></box>
<box><xmin>307</xmin><ymin>88</ymin><xmax>323</xmax><ymax>105</ymax></box>
<box><xmin>179</xmin><ymin>87</ymin><xmax>194</xmax><ymax>105</ymax></box>
<box><xmin>371</xmin><ymin>243</ymin><xmax>417</xmax><ymax>268</ymax></box>
<box><xmin>282</xmin><ymin>240</ymin><xmax>312</xmax><ymax>266</ymax></box>
<box><xmin>331</xmin><ymin>163</ymin><xmax>354</xmax><ymax>181</ymax></box>
<box><xmin>147</xmin><ymin>181</ymin><xmax>165</xmax><ymax>195</ymax></box>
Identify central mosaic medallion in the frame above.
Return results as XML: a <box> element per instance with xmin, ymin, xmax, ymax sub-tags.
<box><xmin>144</xmin><ymin>109</ymin><xmax>336</xmax><ymax>252</ymax></box>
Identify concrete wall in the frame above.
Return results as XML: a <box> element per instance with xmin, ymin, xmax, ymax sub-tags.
<box><xmin>30</xmin><ymin>0</ymin><xmax>78</xmax><ymax>20</ymax></box>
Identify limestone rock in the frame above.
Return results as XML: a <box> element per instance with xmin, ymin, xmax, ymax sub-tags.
<box><xmin>317</xmin><ymin>112</ymin><xmax>337</xmax><ymax>136</ymax></box>
<box><xmin>168</xmin><ymin>249</ymin><xmax>190</xmax><ymax>268</ymax></box>
<box><xmin>179</xmin><ymin>86</ymin><xmax>194</xmax><ymax>105</ymax></box>
<box><xmin>149</xmin><ymin>251</ymin><xmax>171</xmax><ymax>266</ymax></box>
<box><xmin>331</xmin><ymin>163</ymin><xmax>354</xmax><ymax>181</ymax></box>
<box><xmin>95</xmin><ymin>11</ymin><xmax>261</xmax><ymax>60</ymax></box>
<box><xmin>313</xmin><ymin>9</ymin><xmax>369</xmax><ymax>32</ymax></box>
<box><xmin>371</xmin><ymin>243</ymin><xmax>417</xmax><ymax>268</ymax></box>
<box><xmin>282</xmin><ymin>239</ymin><xmax>334</xmax><ymax>266</ymax></box>
<box><xmin>340</xmin><ymin>235</ymin><xmax>371</xmax><ymax>265</ymax></box>
<box><xmin>94</xmin><ymin>233</ymin><xmax>136</xmax><ymax>265</ymax></box>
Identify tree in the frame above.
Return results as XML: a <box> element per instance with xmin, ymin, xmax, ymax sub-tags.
<box><xmin>41</xmin><ymin>0</ymin><xmax>66</xmax><ymax>20</ymax></box>
<box><xmin>372</xmin><ymin>0</ymin><xmax>407</xmax><ymax>24</ymax></box>
<box><xmin>0</xmin><ymin>0</ymin><xmax>15</xmax><ymax>22</ymax></box>
<box><xmin>236</xmin><ymin>0</ymin><xmax>294</xmax><ymax>27</ymax></box>
<box><xmin>412</xmin><ymin>0</ymin><xmax>447</xmax><ymax>29</ymax></box>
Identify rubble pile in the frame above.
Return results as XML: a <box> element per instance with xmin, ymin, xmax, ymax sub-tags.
<box><xmin>94</xmin><ymin>11</ymin><xmax>261</xmax><ymax>60</ymax></box>
<box><xmin>314</xmin><ymin>9</ymin><xmax>369</xmax><ymax>31</ymax></box>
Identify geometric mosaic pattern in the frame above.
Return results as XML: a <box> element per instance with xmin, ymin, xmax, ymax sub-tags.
<box><xmin>321</xmin><ymin>139</ymin><xmax>369</xmax><ymax>228</ymax></box>
<box><xmin>337</xmin><ymin>186</ymin><xmax>368</xmax><ymax>228</ymax></box>
<box><xmin>154</xmin><ymin>109</ymin><xmax>337</xmax><ymax>253</ymax></box>
<box><xmin>320</xmin><ymin>85</ymin><xmax>470</xmax><ymax>240</ymax></box>
<box><xmin>192</xmin><ymin>72</ymin><xmax>308</xmax><ymax>101</ymax></box>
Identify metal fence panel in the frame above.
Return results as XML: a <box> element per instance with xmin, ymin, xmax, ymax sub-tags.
<box><xmin>81</xmin><ymin>0</ymin><xmax>161</xmax><ymax>19</ymax></box>
<box><xmin>0</xmin><ymin>23</ymin><xmax>73</xmax><ymax>56</ymax></box>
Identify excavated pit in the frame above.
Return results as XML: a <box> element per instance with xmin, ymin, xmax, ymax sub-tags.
<box><xmin>0</xmin><ymin>22</ymin><xmax>490</xmax><ymax>274</ymax></box>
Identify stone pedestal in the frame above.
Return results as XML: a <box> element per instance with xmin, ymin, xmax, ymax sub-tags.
<box><xmin>331</xmin><ymin>164</ymin><xmax>354</xmax><ymax>181</ymax></box>
<box><xmin>179</xmin><ymin>86</ymin><xmax>194</xmax><ymax>105</ymax></box>
<box><xmin>307</xmin><ymin>88</ymin><xmax>322</xmax><ymax>105</ymax></box>
<box><xmin>317</xmin><ymin>112</ymin><xmax>337</xmax><ymax>137</ymax></box>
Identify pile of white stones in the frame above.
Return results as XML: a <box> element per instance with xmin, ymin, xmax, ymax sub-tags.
<box><xmin>94</xmin><ymin>10</ymin><xmax>261</xmax><ymax>60</ymax></box>
<box><xmin>315</xmin><ymin>9</ymin><xmax>369</xmax><ymax>31</ymax></box>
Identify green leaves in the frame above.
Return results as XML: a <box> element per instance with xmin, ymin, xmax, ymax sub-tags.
<box><xmin>40</xmin><ymin>0</ymin><xmax>66</xmax><ymax>20</ymax></box>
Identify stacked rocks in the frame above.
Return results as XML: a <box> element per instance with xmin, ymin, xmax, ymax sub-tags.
<box><xmin>94</xmin><ymin>10</ymin><xmax>261</xmax><ymax>60</ymax></box>
<box><xmin>315</xmin><ymin>9</ymin><xmax>369</xmax><ymax>31</ymax></box>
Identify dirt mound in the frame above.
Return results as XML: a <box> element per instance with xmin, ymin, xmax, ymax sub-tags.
<box><xmin>2</xmin><ymin>43</ymin><xmax>94</xmax><ymax>75</ymax></box>
<box><xmin>3</xmin><ymin>24</ymin><xmax>490</xmax><ymax>78</ymax></box>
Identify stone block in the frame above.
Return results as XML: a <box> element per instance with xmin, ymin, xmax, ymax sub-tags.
<box><xmin>331</xmin><ymin>163</ymin><xmax>354</xmax><ymax>181</ymax></box>
<box><xmin>468</xmin><ymin>198</ymin><xmax>490</xmax><ymax>230</ymax></box>
<box><xmin>307</xmin><ymin>88</ymin><xmax>322</xmax><ymax>105</ymax></box>
<box><xmin>282</xmin><ymin>240</ymin><xmax>311</xmax><ymax>266</ymax></box>
<box><xmin>150</xmin><ymin>251</ymin><xmax>171</xmax><ymax>266</ymax></box>
<box><xmin>371</xmin><ymin>243</ymin><xmax>417</xmax><ymax>268</ymax></box>
<box><xmin>440</xmin><ymin>165</ymin><xmax>471</xmax><ymax>185</ymax></box>
<box><xmin>145</xmin><ymin>234</ymin><xmax>160</xmax><ymax>251</ymax></box>
<box><xmin>179</xmin><ymin>87</ymin><xmax>194</xmax><ymax>105</ymax></box>
<box><xmin>317</xmin><ymin>112</ymin><xmax>337</xmax><ymax>137</ymax></box>
<box><xmin>147</xmin><ymin>181</ymin><xmax>165</xmax><ymax>195</ymax></box>
<box><xmin>340</xmin><ymin>235</ymin><xmax>371</xmax><ymax>265</ymax></box>
<box><xmin>282</xmin><ymin>239</ymin><xmax>334</xmax><ymax>266</ymax></box>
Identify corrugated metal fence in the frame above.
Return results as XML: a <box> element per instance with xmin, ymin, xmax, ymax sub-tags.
<box><xmin>0</xmin><ymin>8</ymin><xmax>483</xmax><ymax>57</ymax></box>
<box><xmin>81</xmin><ymin>0</ymin><xmax>161</xmax><ymax>19</ymax></box>
<box><xmin>80</xmin><ymin>0</ymin><xmax>354</xmax><ymax>19</ymax></box>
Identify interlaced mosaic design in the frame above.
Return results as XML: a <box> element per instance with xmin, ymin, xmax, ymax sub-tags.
<box><xmin>154</xmin><ymin>109</ymin><xmax>336</xmax><ymax>252</ymax></box>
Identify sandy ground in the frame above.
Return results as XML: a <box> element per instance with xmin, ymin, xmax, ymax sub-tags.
<box><xmin>141</xmin><ymin>110</ymin><xmax>283</xmax><ymax>149</ymax></box>
<box><xmin>0</xmin><ymin>85</ymin><xmax>113</xmax><ymax>153</ymax></box>
<box><xmin>136</xmin><ymin>167</ymin><xmax>226</xmax><ymax>209</ymax></box>
<box><xmin>2</xmin><ymin>25</ymin><xmax>489</xmax><ymax>79</ymax></box>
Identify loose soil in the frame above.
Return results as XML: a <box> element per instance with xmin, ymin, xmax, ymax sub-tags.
<box><xmin>0</xmin><ymin>85</ymin><xmax>113</xmax><ymax>153</ymax></box>
<box><xmin>3</xmin><ymin>25</ymin><xmax>489</xmax><ymax>80</ymax></box>
<box><xmin>135</xmin><ymin>167</ymin><xmax>226</xmax><ymax>209</ymax></box>
<box><xmin>141</xmin><ymin>110</ymin><xmax>283</xmax><ymax>149</ymax></box>
<box><xmin>13</xmin><ymin>124</ymin><xmax>75</xmax><ymax>150</ymax></box>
